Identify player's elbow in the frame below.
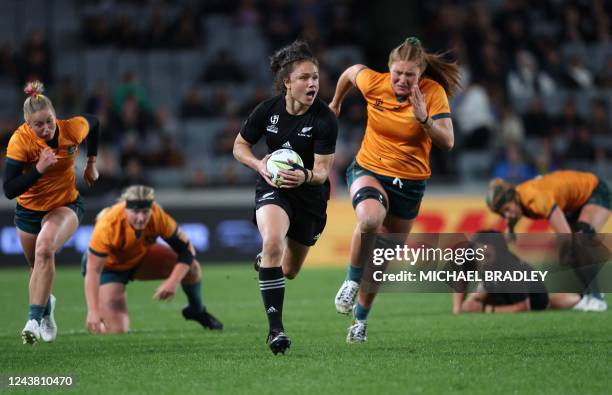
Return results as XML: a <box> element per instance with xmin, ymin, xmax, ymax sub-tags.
<box><xmin>440</xmin><ymin>135</ymin><xmax>454</xmax><ymax>151</ymax></box>
<box><xmin>3</xmin><ymin>183</ymin><xmax>16</xmax><ymax>200</ymax></box>
<box><xmin>232</xmin><ymin>139</ymin><xmax>244</xmax><ymax>161</ymax></box>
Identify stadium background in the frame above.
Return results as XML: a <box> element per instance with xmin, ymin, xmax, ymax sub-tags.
<box><xmin>0</xmin><ymin>2</ymin><xmax>611</xmax><ymax>394</ymax></box>
<box><xmin>0</xmin><ymin>0</ymin><xmax>610</xmax><ymax>266</ymax></box>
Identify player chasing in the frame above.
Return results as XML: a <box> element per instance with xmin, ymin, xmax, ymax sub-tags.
<box><xmin>233</xmin><ymin>40</ymin><xmax>338</xmax><ymax>354</ymax></box>
<box><xmin>453</xmin><ymin>231</ymin><xmax>581</xmax><ymax>314</ymax></box>
<box><xmin>329</xmin><ymin>37</ymin><xmax>461</xmax><ymax>343</ymax></box>
<box><xmin>3</xmin><ymin>81</ymin><xmax>99</xmax><ymax>345</ymax></box>
<box><xmin>486</xmin><ymin>170</ymin><xmax>610</xmax><ymax>312</ymax></box>
<box><xmin>83</xmin><ymin>185</ymin><xmax>223</xmax><ymax>334</ymax></box>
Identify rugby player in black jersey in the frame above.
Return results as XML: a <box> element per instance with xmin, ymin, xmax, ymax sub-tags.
<box><xmin>233</xmin><ymin>41</ymin><xmax>338</xmax><ymax>354</ymax></box>
<box><xmin>452</xmin><ymin>231</ymin><xmax>580</xmax><ymax>313</ymax></box>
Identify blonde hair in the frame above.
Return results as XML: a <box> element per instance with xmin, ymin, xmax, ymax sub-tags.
<box><xmin>388</xmin><ymin>37</ymin><xmax>462</xmax><ymax>97</ymax></box>
<box><xmin>23</xmin><ymin>81</ymin><xmax>55</xmax><ymax>122</ymax></box>
<box><xmin>120</xmin><ymin>185</ymin><xmax>155</xmax><ymax>202</ymax></box>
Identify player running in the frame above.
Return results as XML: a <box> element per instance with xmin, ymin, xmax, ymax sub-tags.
<box><xmin>233</xmin><ymin>40</ymin><xmax>338</xmax><ymax>354</ymax></box>
<box><xmin>3</xmin><ymin>81</ymin><xmax>99</xmax><ymax>344</ymax></box>
<box><xmin>329</xmin><ymin>37</ymin><xmax>461</xmax><ymax>343</ymax></box>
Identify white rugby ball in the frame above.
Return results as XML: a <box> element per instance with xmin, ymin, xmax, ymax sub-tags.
<box><xmin>266</xmin><ymin>148</ymin><xmax>304</xmax><ymax>186</ymax></box>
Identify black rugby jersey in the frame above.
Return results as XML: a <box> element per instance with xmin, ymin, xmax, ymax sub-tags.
<box><xmin>240</xmin><ymin>95</ymin><xmax>338</xmax><ymax>206</ymax></box>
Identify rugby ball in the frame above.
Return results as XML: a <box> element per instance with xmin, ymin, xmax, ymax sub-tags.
<box><xmin>266</xmin><ymin>148</ymin><xmax>304</xmax><ymax>186</ymax></box>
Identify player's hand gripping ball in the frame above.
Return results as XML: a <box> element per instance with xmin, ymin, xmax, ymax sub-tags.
<box><xmin>266</xmin><ymin>149</ymin><xmax>304</xmax><ymax>186</ymax></box>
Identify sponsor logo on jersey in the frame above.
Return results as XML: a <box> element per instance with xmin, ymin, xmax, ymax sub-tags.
<box><xmin>297</xmin><ymin>126</ymin><xmax>313</xmax><ymax>137</ymax></box>
<box><xmin>266</xmin><ymin>125</ymin><xmax>278</xmax><ymax>133</ymax></box>
<box><xmin>313</xmin><ymin>233</ymin><xmax>321</xmax><ymax>241</ymax></box>
<box><xmin>373</xmin><ymin>98</ymin><xmax>384</xmax><ymax>112</ymax></box>
<box><xmin>282</xmin><ymin>141</ymin><xmax>292</xmax><ymax>149</ymax></box>
<box><xmin>258</xmin><ymin>191</ymin><xmax>276</xmax><ymax>202</ymax></box>
<box><xmin>270</xmin><ymin>115</ymin><xmax>279</xmax><ymax>124</ymax></box>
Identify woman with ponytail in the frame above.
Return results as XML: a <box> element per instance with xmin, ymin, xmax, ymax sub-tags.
<box><xmin>329</xmin><ymin>37</ymin><xmax>461</xmax><ymax>343</ymax></box>
<box><xmin>233</xmin><ymin>40</ymin><xmax>338</xmax><ymax>354</ymax></box>
<box><xmin>4</xmin><ymin>81</ymin><xmax>100</xmax><ymax>345</ymax></box>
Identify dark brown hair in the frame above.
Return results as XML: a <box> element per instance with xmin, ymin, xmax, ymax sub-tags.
<box><xmin>270</xmin><ymin>40</ymin><xmax>318</xmax><ymax>93</ymax></box>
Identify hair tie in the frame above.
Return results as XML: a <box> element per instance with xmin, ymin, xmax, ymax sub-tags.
<box><xmin>405</xmin><ymin>36</ymin><xmax>421</xmax><ymax>46</ymax></box>
<box><xmin>280</xmin><ymin>59</ymin><xmax>295</xmax><ymax>69</ymax></box>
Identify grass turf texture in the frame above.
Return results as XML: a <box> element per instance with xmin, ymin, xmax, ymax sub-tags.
<box><xmin>0</xmin><ymin>265</ymin><xmax>610</xmax><ymax>395</ymax></box>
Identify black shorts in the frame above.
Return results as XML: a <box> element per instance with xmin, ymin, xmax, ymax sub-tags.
<box><xmin>483</xmin><ymin>292</ymin><xmax>549</xmax><ymax>311</ymax></box>
<box><xmin>566</xmin><ymin>177</ymin><xmax>611</xmax><ymax>223</ymax></box>
<box><xmin>528</xmin><ymin>292</ymin><xmax>550</xmax><ymax>311</ymax></box>
<box><xmin>254</xmin><ymin>184</ymin><xmax>327</xmax><ymax>247</ymax></box>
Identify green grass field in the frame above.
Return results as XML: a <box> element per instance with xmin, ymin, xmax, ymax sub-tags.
<box><xmin>0</xmin><ymin>265</ymin><xmax>610</xmax><ymax>395</ymax></box>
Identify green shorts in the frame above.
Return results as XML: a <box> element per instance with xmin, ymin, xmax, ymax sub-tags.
<box><xmin>14</xmin><ymin>195</ymin><xmax>85</xmax><ymax>234</ymax></box>
<box><xmin>81</xmin><ymin>252</ymin><xmax>139</xmax><ymax>285</ymax></box>
<box><xmin>346</xmin><ymin>159</ymin><xmax>426</xmax><ymax>220</ymax></box>
<box><xmin>565</xmin><ymin>177</ymin><xmax>611</xmax><ymax>223</ymax></box>
<box><xmin>587</xmin><ymin>178</ymin><xmax>611</xmax><ymax>210</ymax></box>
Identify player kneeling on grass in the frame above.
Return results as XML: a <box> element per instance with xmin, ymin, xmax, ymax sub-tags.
<box><xmin>83</xmin><ymin>185</ymin><xmax>222</xmax><ymax>334</ymax></box>
<box><xmin>452</xmin><ymin>231</ymin><xmax>580</xmax><ymax>314</ymax></box>
<box><xmin>487</xmin><ymin>171</ymin><xmax>610</xmax><ymax>311</ymax></box>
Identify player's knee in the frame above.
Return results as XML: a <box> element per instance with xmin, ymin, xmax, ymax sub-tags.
<box><xmin>358</xmin><ymin>215</ymin><xmax>383</xmax><ymax>233</ymax></box>
<box><xmin>108</xmin><ymin>298</ymin><xmax>127</xmax><ymax>313</ymax></box>
<box><xmin>104</xmin><ymin>323</ymin><xmax>129</xmax><ymax>334</ymax></box>
<box><xmin>34</xmin><ymin>239</ymin><xmax>55</xmax><ymax>262</ymax></box>
<box><xmin>183</xmin><ymin>260</ymin><xmax>201</xmax><ymax>284</ymax></box>
<box><xmin>284</xmin><ymin>269</ymin><xmax>298</xmax><ymax>280</ymax></box>
<box><xmin>262</xmin><ymin>239</ymin><xmax>284</xmax><ymax>262</ymax></box>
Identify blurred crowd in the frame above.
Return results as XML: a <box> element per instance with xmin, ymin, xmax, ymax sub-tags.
<box><xmin>419</xmin><ymin>0</ymin><xmax>611</xmax><ymax>183</ymax></box>
<box><xmin>0</xmin><ymin>0</ymin><xmax>609</xmax><ymax>197</ymax></box>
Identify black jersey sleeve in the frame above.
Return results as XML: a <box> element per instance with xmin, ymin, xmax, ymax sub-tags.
<box><xmin>313</xmin><ymin>110</ymin><xmax>338</xmax><ymax>155</ymax></box>
<box><xmin>239</xmin><ymin>101</ymin><xmax>268</xmax><ymax>145</ymax></box>
<box><xmin>163</xmin><ymin>227</ymin><xmax>194</xmax><ymax>266</ymax></box>
<box><xmin>82</xmin><ymin>114</ymin><xmax>100</xmax><ymax>157</ymax></box>
<box><xmin>3</xmin><ymin>159</ymin><xmax>42</xmax><ymax>200</ymax></box>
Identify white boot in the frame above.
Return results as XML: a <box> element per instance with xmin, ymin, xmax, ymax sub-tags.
<box><xmin>40</xmin><ymin>294</ymin><xmax>57</xmax><ymax>342</ymax></box>
<box><xmin>346</xmin><ymin>320</ymin><xmax>367</xmax><ymax>343</ymax></box>
<box><xmin>21</xmin><ymin>319</ymin><xmax>41</xmax><ymax>345</ymax></box>
<box><xmin>334</xmin><ymin>280</ymin><xmax>359</xmax><ymax>314</ymax></box>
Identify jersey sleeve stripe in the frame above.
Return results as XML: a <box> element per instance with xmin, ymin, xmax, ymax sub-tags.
<box><xmin>546</xmin><ymin>204</ymin><xmax>558</xmax><ymax>220</ymax></box>
<box><xmin>431</xmin><ymin>112</ymin><xmax>451</xmax><ymax>120</ymax></box>
<box><xmin>6</xmin><ymin>158</ymin><xmax>24</xmax><ymax>166</ymax></box>
<box><xmin>88</xmin><ymin>247</ymin><xmax>108</xmax><ymax>257</ymax></box>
